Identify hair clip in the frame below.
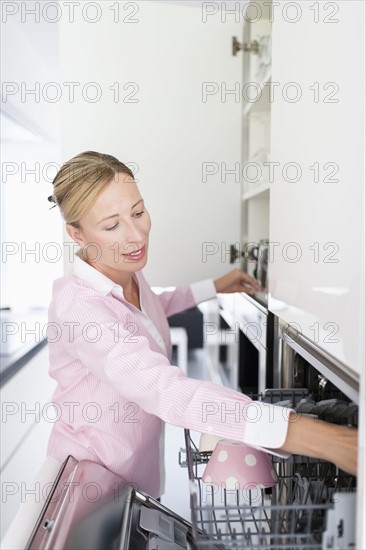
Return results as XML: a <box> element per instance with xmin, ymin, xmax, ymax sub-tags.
<box><xmin>48</xmin><ymin>195</ymin><xmax>57</xmax><ymax>209</ymax></box>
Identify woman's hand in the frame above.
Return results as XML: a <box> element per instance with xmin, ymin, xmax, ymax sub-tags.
<box><xmin>214</xmin><ymin>268</ymin><xmax>262</xmax><ymax>296</ymax></box>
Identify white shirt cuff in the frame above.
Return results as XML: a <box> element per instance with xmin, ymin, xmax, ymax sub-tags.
<box><xmin>190</xmin><ymin>279</ymin><xmax>217</xmax><ymax>304</ymax></box>
<box><xmin>242</xmin><ymin>402</ymin><xmax>294</xmax><ymax>459</ymax></box>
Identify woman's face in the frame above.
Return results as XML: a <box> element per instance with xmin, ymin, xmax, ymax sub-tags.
<box><xmin>67</xmin><ymin>172</ymin><xmax>151</xmax><ymax>281</ymax></box>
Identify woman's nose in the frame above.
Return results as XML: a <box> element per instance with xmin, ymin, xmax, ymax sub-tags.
<box><xmin>122</xmin><ymin>222</ymin><xmax>143</xmax><ymax>250</ymax></box>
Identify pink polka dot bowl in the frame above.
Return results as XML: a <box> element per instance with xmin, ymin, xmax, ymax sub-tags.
<box><xmin>198</xmin><ymin>433</ymin><xmax>223</xmax><ymax>453</ymax></box>
<box><xmin>201</xmin><ymin>439</ymin><xmax>279</xmax><ymax>491</ymax></box>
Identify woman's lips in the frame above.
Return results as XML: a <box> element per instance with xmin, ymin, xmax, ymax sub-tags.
<box><xmin>122</xmin><ymin>245</ymin><xmax>146</xmax><ymax>262</ymax></box>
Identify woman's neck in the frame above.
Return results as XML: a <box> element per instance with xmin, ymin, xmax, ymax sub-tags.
<box><xmin>81</xmin><ymin>252</ymin><xmax>140</xmax><ymax>307</ymax></box>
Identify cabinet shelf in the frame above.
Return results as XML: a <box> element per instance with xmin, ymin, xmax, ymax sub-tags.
<box><xmin>243</xmin><ymin>67</ymin><xmax>272</xmax><ymax>118</ymax></box>
<box><xmin>242</xmin><ymin>181</ymin><xmax>270</xmax><ymax>200</ymax></box>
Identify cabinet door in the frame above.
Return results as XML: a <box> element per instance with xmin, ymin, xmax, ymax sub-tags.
<box><xmin>59</xmin><ymin>2</ymin><xmax>242</xmax><ymax>286</ymax></box>
<box><xmin>269</xmin><ymin>1</ymin><xmax>365</xmax><ymax>373</ymax></box>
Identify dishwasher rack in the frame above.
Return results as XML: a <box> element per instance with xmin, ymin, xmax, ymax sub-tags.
<box><xmin>179</xmin><ymin>391</ymin><xmax>357</xmax><ymax>550</ymax></box>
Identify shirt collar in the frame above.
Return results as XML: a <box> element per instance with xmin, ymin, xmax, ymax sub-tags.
<box><xmin>73</xmin><ymin>251</ymin><xmax>122</xmax><ymax>296</ymax></box>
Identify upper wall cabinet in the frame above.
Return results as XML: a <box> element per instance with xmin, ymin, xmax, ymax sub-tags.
<box><xmin>268</xmin><ymin>1</ymin><xmax>365</xmax><ymax>374</ymax></box>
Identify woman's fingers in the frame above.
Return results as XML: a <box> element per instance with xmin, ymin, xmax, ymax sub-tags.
<box><xmin>240</xmin><ymin>272</ymin><xmax>262</xmax><ymax>292</ymax></box>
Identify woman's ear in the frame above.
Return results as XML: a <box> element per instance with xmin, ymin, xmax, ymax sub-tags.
<box><xmin>66</xmin><ymin>224</ymin><xmax>84</xmax><ymax>247</ymax></box>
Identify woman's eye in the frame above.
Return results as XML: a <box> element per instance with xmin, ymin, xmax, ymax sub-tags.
<box><xmin>134</xmin><ymin>210</ymin><xmax>145</xmax><ymax>218</ymax></box>
<box><xmin>106</xmin><ymin>223</ymin><xmax>119</xmax><ymax>231</ymax></box>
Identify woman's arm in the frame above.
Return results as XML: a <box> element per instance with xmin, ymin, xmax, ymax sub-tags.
<box><xmin>64</xmin><ymin>303</ymin><xmax>357</xmax><ymax>475</ymax></box>
<box><xmin>153</xmin><ymin>268</ymin><xmax>261</xmax><ymax>318</ymax></box>
<box><xmin>153</xmin><ymin>279</ymin><xmax>217</xmax><ymax>318</ymax></box>
<box><xmin>279</xmin><ymin>413</ymin><xmax>358</xmax><ymax>475</ymax></box>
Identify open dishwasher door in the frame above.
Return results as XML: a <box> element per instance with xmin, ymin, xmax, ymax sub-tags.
<box><xmin>25</xmin><ymin>456</ymin><xmax>198</xmax><ymax>550</ymax></box>
<box><xmin>64</xmin><ymin>487</ymin><xmax>195</xmax><ymax>550</ymax></box>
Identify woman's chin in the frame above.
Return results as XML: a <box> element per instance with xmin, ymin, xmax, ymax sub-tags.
<box><xmin>122</xmin><ymin>251</ymin><xmax>148</xmax><ymax>271</ymax></box>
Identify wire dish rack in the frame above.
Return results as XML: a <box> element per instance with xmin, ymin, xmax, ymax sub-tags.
<box><xmin>179</xmin><ymin>390</ymin><xmax>357</xmax><ymax>550</ymax></box>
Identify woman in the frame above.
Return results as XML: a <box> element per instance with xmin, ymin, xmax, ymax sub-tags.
<box><xmin>45</xmin><ymin>150</ymin><xmax>357</xmax><ymax>499</ymax></box>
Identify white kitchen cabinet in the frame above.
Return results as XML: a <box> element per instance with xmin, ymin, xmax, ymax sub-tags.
<box><xmin>268</xmin><ymin>1</ymin><xmax>365</xmax><ymax>375</ymax></box>
<box><xmin>236</xmin><ymin>0</ymin><xmax>365</xmax><ymax>374</ymax></box>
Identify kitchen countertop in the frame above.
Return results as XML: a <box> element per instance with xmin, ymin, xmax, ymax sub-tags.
<box><xmin>0</xmin><ymin>309</ymin><xmax>48</xmax><ymax>386</ymax></box>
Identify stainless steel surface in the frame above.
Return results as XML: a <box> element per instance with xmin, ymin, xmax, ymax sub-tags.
<box><xmin>256</xmin><ymin>239</ymin><xmax>269</xmax><ymax>291</ymax></box>
<box><xmin>26</xmin><ymin>456</ymin><xmax>78</xmax><ymax>550</ymax></box>
<box><xmin>242</xmin><ymin>240</ymin><xmax>270</xmax><ymax>293</ymax></box>
<box><xmin>26</xmin><ymin>457</ymin><xmax>124</xmax><ymax>550</ymax></box>
<box><xmin>281</xmin><ymin>334</ymin><xmax>296</xmax><ymax>389</ymax></box>
<box><xmin>26</xmin><ymin>457</ymin><xmax>197</xmax><ymax>550</ymax></box>
<box><xmin>280</xmin><ymin>321</ymin><xmax>359</xmax><ymax>404</ymax></box>
<box><xmin>272</xmin><ymin>316</ymin><xmax>282</xmax><ymax>387</ymax></box>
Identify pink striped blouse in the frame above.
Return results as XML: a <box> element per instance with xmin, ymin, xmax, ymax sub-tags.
<box><xmin>47</xmin><ymin>256</ymin><xmax>290</xmax><ymax>497</ymax></box>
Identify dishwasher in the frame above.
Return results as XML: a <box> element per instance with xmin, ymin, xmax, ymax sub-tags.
<box><xmin>179</xmin><ymin>328</ymin><xmax>359</xmax><ymax>550</ymax></box>
<box><xmin>180</xmin><ymin>393</ymin><xmax>357</xmax><ymax>549</ymax></box>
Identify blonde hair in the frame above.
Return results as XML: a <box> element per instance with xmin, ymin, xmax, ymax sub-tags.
<box><xmin>49</xmin><ymin>151</ymin><xmax>134</xmax><ymax>227</ymax></box>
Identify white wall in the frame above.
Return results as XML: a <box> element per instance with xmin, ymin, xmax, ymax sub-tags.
<box><xmin>1</xmin><ymin>2</ymin><xmax>63</xmax><ymax>310</ymax></box>
<box><xmin>0</xmin><ymin>3</ymin><xmax>60</xmax><ymax>142</ymax></box>
<box><xmin>1</xmin><ymin>142</ymin><xmax>63</xmax><ymax>310</ymax></box>
<box><xmin>58</xmin><ymin>1</ymin><xmax>243</xmax><ymax>285</ymax></box>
